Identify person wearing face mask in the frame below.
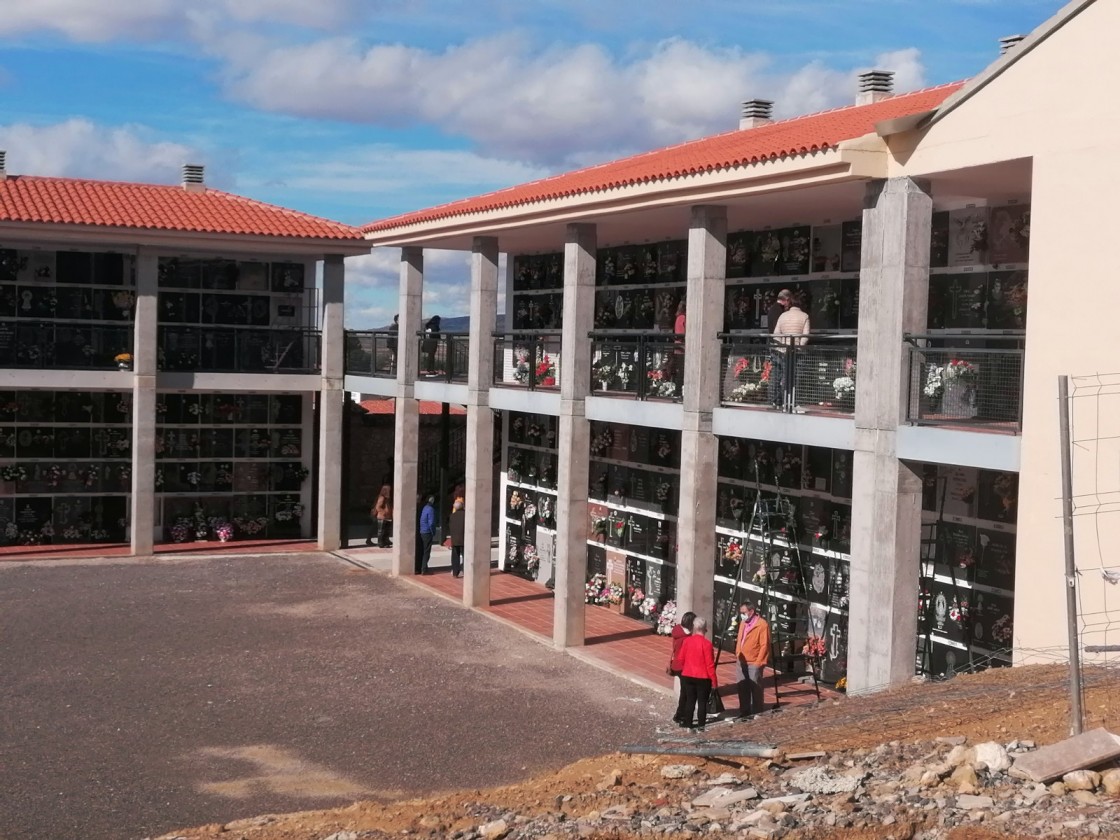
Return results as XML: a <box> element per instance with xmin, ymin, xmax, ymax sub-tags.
<box><xmin>734</xmin><ymin>600</ymin><xmax>771</xmax><ymax>720</ymax></box>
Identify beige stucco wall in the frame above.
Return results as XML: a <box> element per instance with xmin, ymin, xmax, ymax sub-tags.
<box><xmin>892</xmin><ymin>0</ymin><xmax>1120</xmax><ymax>660</ymax></box>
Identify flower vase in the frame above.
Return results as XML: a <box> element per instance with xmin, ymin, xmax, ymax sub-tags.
<box><xmin>118</xmin><ymin>362</ymin><xmax>130</xmax><ymax>371</ymax></box>
<box><xmin>940</xmin><ymin>380</ymin><xmax>978</xmax><ymax>419</ymax></box>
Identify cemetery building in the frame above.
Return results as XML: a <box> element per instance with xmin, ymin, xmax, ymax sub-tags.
<box><xmin>355</xmin><ymin>0</ymin><xmax>1120</xmax><ymax>693</ymax></box>
<box><xmin>0</xmin><ymin>162</ymin><xmax>369</xmax><ymax>553</ymax></box>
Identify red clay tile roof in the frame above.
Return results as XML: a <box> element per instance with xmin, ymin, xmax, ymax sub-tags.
<box><xmin>359</xmin><ymin>398</ymin><xmax>466</xmax><ymax>416</ymax></box>
<box><xmin>363</xmin><ymin>82</ymin><xmax>965</xmax><ymax>234</ymax></box>
<box><xmin>0</xmin><ymin>175</ymin><xmax>364</xmax><ymax>241</ymax></box>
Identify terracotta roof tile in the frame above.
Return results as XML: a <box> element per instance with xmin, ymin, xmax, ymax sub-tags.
<box><xmin>363</xmin><ymin>82</ymin><xmax>965</xmax><ymax>234</ymax></box>
<box><xmin>359</xmin><ymin>398</ymin><xmax>466</xmax><ymax>416</ymax></box>
<box><xmin>0</xmin><ymin>175</ymin><xmax>363</xmax><ymax>241</ymax></box>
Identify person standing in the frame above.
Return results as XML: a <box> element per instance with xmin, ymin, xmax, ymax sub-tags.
<box><xmin>367</xmin><ymin>484</ymin><xmax>393</xmax><ymax>548</ymax></box>
<box><xmin>734</xmin><ymin>600</ymin><xmax>772</xmax><ymax>720</ymax></box>
<box><xmin>766</xmin><ymin>290</ymin><xmax>792</xmax><ymax>408</ymax></box>
<box><xmin>388</xmin><ymin>314</ymin><xmax>399</xmax><ymax>373</ymax></box>
<box><xmin>422</xmin><ymin>315</ymin><xmax>441</xmax><ymax>373</ymax></box>
<box><xmin>678</xmin><ymin>616</ymin><xmax>718</xmax><ymax>731</ymax></box>
<box><xmin>773</xmin><ymin>292</ymin><xmax>810</xmax><ymax>411</ymax></box>
<box><xmin>668</xmin><ymin>611</ymin><xmax>696</xmax><ymax>726</ymax></box>
<box><xmin>418</xmin><ymin>495</ymin><xmax>436</xmax><ymax>574</ymax></box>
<box><xmin>448</xmin><ymin>497</ymin><xmax>466</xmax><ymax>578</ymax></box>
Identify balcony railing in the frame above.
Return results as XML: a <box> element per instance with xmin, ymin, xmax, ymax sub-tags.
<box><xmin>345</xmin><ymin>329</ymin><xmax>397</xmax><ymax>378</ymax></box>
<box><xmin>492</xmin><ymin>330</ymin><xmax>562</xmax><ymax>390</ymax></box>
<box><xmin>0</xmin><ymin>319</ymin><xmax>133</xmax><ymax>369</ymax></box>
<box><xmin>158</xmin><ymin>326</ymin><xmax>321</xmax><ymax>373</ymax></box>
<box><xmin>588</xmin><ymin>331</ymin><xmax>683</xmax><ymax>401</ymax></box>
<box><xmin>905</xmin><ymin>334</ymin><xmax>1024</xmax><ymax>431</ymax></box>
<box><xmin>719</xmin><ymin>331</ymin><xmax>858</xmax><ymax>414</ymax></box>
<box><xmin>417</xmin><ymin>331</ymin><xmax>469</xmax><ymax>383</ymax></box>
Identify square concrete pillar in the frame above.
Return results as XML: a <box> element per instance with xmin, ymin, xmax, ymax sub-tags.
<box><xmin>392</xmin><ymin>247</ymin><xmax>423</xmax><ymax>575</ymax></box>
<box><xmin>464</xmin><ymin>236</ymin><xmax>498</xmax><ymax>607</ymax></box>
<box><xmin>676</xmin><ymin>205</ymin><xmax>727</xmax><ymax>621</ymax></box>
<box><xmin>130</xmin><ymin>252</ymin><xmax>159</xmax><ymax>555</ymax></box>
<box><xmin>316</xmin><ymin>255</ymin><xmax>345</xmax><ymax>551</ymax></box>
<box><xmin>848</xmin><ymin>177</ymin><xmax>932</xmax><ymax>693</ymax></box>
<box><xmin>554</xmin><ymin>222</ymin><xmax>597</xmax><ymax>648</ymax></box>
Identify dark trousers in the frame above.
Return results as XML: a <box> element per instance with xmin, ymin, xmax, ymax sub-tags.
<box><xmin>672</xmin><ymin>671</ymin><xmax>687</xmax><ymax>722</ymax></box>
<box><xmin>680</xmin><ymin>676</ymin><xmax>712</xmax><ymax>729</ymax></box>
<box><xmin>737</xmin><ymin>662</ymin><xmax>766</xmax><ymax>717</ymax></box>
<box><xmin>378</xmin><ymin>519</ymin><xmax>392</xmax><ymax>547</ymax></box>
<box><xmin>450</xmin><ymin>545</ymin><xmax>463</xmax><ymax>576</ymax></box>
<box><xmin>768</xmin><ymin>351</ymin><xmax>787</xmax><ymax>408</ymax></box>
<box><xmin>419</xmin><ymin>531</ymin><xmax>434</xmax><ymax>573</ymax></box>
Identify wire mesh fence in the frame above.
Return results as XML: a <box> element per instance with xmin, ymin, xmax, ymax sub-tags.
<box><xmin>492</xmin><ymin>331</ymin><xmax>562</xmax><ymax>390</ymax></box>
<box><xmin>344</xmin><ymin>329</ymin><xmax>396</xmax><ymax>377</ymax></box>
<box><xmin>588</xmin><ymin>331</ymin><xmax>683</xmax><ymax>401</ymax></box>
<box><xmin>905</xmin><ymin>334</ymin><xmax>1024</xmax><ymax>429</ymax></box>
<box><xmin>719</xmin><ymin>332</ymin><xmax>857</xmax><ymax>414</ymax></box>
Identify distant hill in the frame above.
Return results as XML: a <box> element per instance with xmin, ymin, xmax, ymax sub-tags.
<box><xmin>382</xmin><ymin>314</ymin><xmax>506</xmax><ymax>332</ymax></box>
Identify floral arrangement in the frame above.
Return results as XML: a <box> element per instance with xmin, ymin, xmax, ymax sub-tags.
<box><xmin>991</xmin><ymin>614</ymin><xmax>1013</xmax><ymax>645</ymax></box>
<box><xmin>46</xmin><ymin>464</ymin><xmax>64</xmax><ymax>487</ymax></box>
<box><xmin>656</xmin><ymin>600</ymin><xmax>677</xmax><ymax>635</ymax></box>
<box><xmin>111</xmin><ymin>291</ymin><xmax>135</xmax><ymax>313</ymax></box>
<box><xmin>948</xmin><ymin>598</ymin><xmax>969</xmax><ymax>623</ymax></box>
<box><xmin>727</xmin><ymin>381</ymin><xmax>761</xmax><ymax>402</ymax></box>
<box><xmin>646</xmin><ymin>368</ymin><xmax>677</xmax><ymax>398</ymax></box>
<box><xmin>234</xmin><ymin>515</ymin><xmax>269</xmax><ymax>536</ymax></box>
<box><xmin>591</xmin><ymin>516</ymin><xmax>608</xmax><ymax>538</ymax></box>
<box><xmin>638</xmin><ymin>596</ymin><xmax>661</xmax><ymax>619</ymax></box>
<box><xmin>923</xmin><ymin>358</ymin><xmax>979</xmax><ymax>400</ymax></box>
<box><xmin>522</xmin><ymin>502</ymin><xmax>537</xmax><ymax>523</ymax></box>
<box><xmin>804</xmin><ymin>635</ymin><xmax>827</xmax><ymax>657</ymax></box>
<box><xmin>723</xmin><ymin>538</ymin><xmax>744</xmax><ymax>564</ymax></box>
<box><xmin>186</xmin><ymin>471</ymin><xmax>201</xmax><ymax>487</ymax></box>
<box><xmin>593</xmin><ymin>359</ymin><xmax>618</xmax><ymax>387</ymax></box>
<box><xmin>1</xmin><ymin>465</ymin><xmax>28</xmax><ymax>482</ymax></box>
<box><xmin>585</xmin><ymin>574</ymin><xmax>624</xmax><ymax>605</ymax></box>
<box><xmin>655</xmin><ymin>480</ymin><xmax>671</xmax><ymax>503</ymax></box>
<box><xmin>187</xmin><ymin>402</ymin><xmax>202</xmax><ymax>417</ymax></box>
<box><xmin>835</xmin><ymin>676</ymin><xmax>847</xmax><ymax>691</ymax></box>
<box><xmin>507</xmin><ymin>451</ymin><xmax>523</xmax><ymax>482</ymax></box>
<box><xmin>82</xmin><ymin>465</ymin><xmax>100</xmax><ymax>488</ymax></box>
<box><xmin>523</xmin><ymin>544</ymin><xmax>539</xmax><ymax>574</ymax></box>
<box><xmin>833</xmin><ymin>358</ymin><xmax>856</xmax><ymax>401</ymax></box>
<box><xmin>3</xmin><ymin>521</ymin><xmax>17</xmax><ymax>540</ymax></box>
<box><xmin>215</xmin><ymin>522</ymin><xmax>234</xmax><ymax>542</ymax></box>
<box><xmin>155</xmin><ymin>468</ymin><xmax>165</xmax><ymax>488</ymax></box>
<box><xmin>274</xmin><ymin>504</ymin><xmax>304</xmax><ymax>523</ymax></box>
<box><xmin>512</xmin><ymin>347</ymin><xmax>556</xmax><ymax>387</ymax></box>
<box><xmin>508</xmin><ymin>491</ymin><xmax>523</xmax><ymax>513</ymax></box>
<box><xmin>215</xmin><ymin>465</ymin><xmax>233</xmax><ymax>486</ymax></box>
<box><xmin>629</xmin><ymin>586</ymin><xmax>645</xmax><ymax>605</ymax></box>
<box><xmin>293</xmin><ymin>465</ymin><xmax>310</xmax><ymax>483</ymax></box>
<box><xmin>590</xmin><ymin>427</ymin><xmax>613</xmax><ymax>456</ymax></box>
<box><xmin>170</xmin><ymin>519</ymin><xmax>192</xmax><ymax>543</ymax></box>
<box><xmin>62</xmin><ymin>526</ymin><xmax>81</xmax><ymax>540</ymax></box>
<box><xmin>655</xmin><ymin>437</ymin><xmax>673</xmax><ymax>460</ymax></box>
<box><xmin>526</xmin><ymin>422</ymin><xmax>543</xmax><ymax>441</ymax></box>
<box><xmin>114</xmin><ymin>352</ymin><xmax>133</xmax><ymax>364</ymax></box>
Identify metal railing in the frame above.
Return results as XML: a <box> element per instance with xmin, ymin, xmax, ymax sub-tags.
<box><xmin>158</xmin><ymin>326</ymin><xmax>321</xmax><ymax>373</ymax></box>
<box><xmin>417</xmin><ymin>331</ymin><xmax>469</xmax><ymax>383</ymax></box>
<box><xmin>492</xmin><ymin>330</ymin><xmax>562</xmax><ymax>390</ymax></box>
<box><xmin>905</xmin><ymin>334</ymin><xmax>1025</xmax><ymax>430</ymax></box>
<box><xmin>588</xmin><ymin>331</ymin><xmax>683</xmax><ymax>401</ymax></box>
<box><xmin>0</xmin><ymin>319</ymin><xmax>133</xmax><ymax>369</ymax></box>
<box><xmin>719</xmin><ymin>331</ymin><xmax>858</xmax><ymax>414</ymax></box>
<box><xmin>345</xmin><ymin>329</ymin><xmax>397</xmax><ymax>378</ymax></box>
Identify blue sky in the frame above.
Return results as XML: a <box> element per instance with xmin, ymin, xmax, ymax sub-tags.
<box><xmin>0</xmin><ymin>0</ymin><xmax>1062</xmax><ymax>325</ymax></box>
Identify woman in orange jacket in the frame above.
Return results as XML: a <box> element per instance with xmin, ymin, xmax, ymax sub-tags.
<box><xmin>734</xmin><ymin>600</ymin><xmax>771</xmax><ymax>719</ymax></box>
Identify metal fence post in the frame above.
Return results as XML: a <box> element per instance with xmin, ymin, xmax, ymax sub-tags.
<box><xmin>1058</xmin><ymin>374</ymin><xmax>1085</xmax><ymax>736</ymax></box>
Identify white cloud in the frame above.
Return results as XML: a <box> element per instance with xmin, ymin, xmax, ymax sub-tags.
<box><xmin>0</xmin><ymin>119</ymin><xmax>201</xmax><ymax>183</ymax></box>
<box><xmin>216</xmin><ymin>34</ymin><xmax>928</xmax><ymax>167</ymax></box>
<box><xmin>0</xmin><ymin>0</ymin><xmax>358</xmax><ymax>40</ymax></box>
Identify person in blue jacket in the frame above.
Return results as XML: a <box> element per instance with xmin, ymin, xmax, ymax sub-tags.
<box><xmin>418</xmin><ymin>495</ymin><xmax>437</xmax><ymax>575</ymax></box>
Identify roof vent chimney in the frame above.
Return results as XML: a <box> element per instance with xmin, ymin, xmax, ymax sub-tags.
<box><xmin>739</xmin><ymin>99</ymin><xmax>774</xmax><ymax>130</ymax></box>
<box><xmin>856</xmin><ymin>70</ymin><xmax>894</xmax><ymax>106</ymax></box>
<box><xmin>181</xmin><ymin>163</ymin><xmax>205</xmax><ymax>193</ymax></box>
<box><xmin>1000</xmin><ymin>34</ymin><xmax>1025</xmax><ymax>55</ymax></box>
<box><xmin>0</xmin><ymin>150</ymin><xmax>6</xmax><ymax>182</ymax></box>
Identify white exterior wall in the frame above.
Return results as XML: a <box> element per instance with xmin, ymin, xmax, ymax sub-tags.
<box><xmin>887</xmin><ymin>0</ymin><xmax>1120</xmax><ymax>659</ymax></box>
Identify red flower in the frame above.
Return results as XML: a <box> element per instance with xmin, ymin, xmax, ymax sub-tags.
<box><xmin>760</xmin><ymin>360</ymin><xmax>772</xmax><ymax>384</ymax></box>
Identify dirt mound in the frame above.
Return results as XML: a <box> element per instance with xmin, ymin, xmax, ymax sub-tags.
<box><xmin>156</xmin><ymin>664</ymin><xmax>1120</xmax><ymax>839</ymax></box>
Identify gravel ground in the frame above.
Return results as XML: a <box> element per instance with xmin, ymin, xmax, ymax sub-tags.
<box><xmin>0</xmin><ymin>553</ymin><xmax>667</xmax><ymax>840</ymax></box>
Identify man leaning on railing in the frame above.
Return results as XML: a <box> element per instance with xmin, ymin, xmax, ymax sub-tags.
<box><xmin>772</xmin><ymin>291</ymin><xmax>811</xmax><ymax>412</ymax></box>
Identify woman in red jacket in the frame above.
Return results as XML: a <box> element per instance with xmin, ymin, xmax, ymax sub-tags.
<box><xmin>668</xmin><ymin>611</ymin><xmax>696</xmax><ymax>726</ymax></box>
<box><xmin>678</xmin><ymin>616</ymin><xmax>718</xmax><ymax>731</ymax></box>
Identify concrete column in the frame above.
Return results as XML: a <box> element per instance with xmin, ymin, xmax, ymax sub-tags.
<box><xmin>676</xmin><ymin>206</ymin><xmax>727</xmax><ymax>622</ymax></box>
<box><xmin>316</xmin><ymin>255</ymin><xmax>345</xmax><ymax>551</ymax></box>
<box><xmin>848</xmin><ymin>177</ymin><xmax>932</xmax><ymax>693</ymax></box>
<box><xmin>130</xmin><ymin>252</ymin><xmax>158</xmax><ymax>555</ymax></box>
<box><xmin>554</xmin><ymin>223</ymin><xmax>597</xmax><ymax>648</ymax></box>
<box><xmin>464</xmin><ymin>237</ymin><xmax>498</xmax><ymax>607</ymax></box>
<box><xmin>392</xmin><ymin>247</ymin><xmax>423</xmax><ymax>575</ymax></box>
